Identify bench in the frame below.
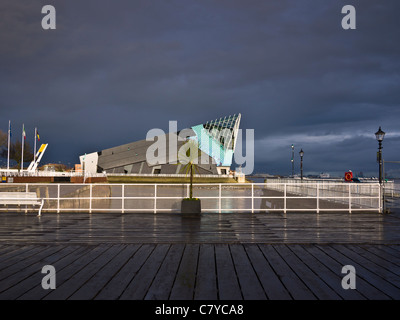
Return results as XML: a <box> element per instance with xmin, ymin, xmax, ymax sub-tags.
<box><xmin>0</xmin><ymin>192</ymin><xmax>44</xmax><ymax>216</ymax></box>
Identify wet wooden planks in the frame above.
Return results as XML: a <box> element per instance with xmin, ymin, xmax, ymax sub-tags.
<box><xmin>1</xmin><ymin>212</ymin><xmax>400</xmax><ymax>244</ymax></box>
<box><xmin>0</xmin><ymin>243</ymin><xmax>399</xmax><ymax>300</ymax></box>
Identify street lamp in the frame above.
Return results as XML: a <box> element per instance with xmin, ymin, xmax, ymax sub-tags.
<box><xmin>375</xmin><ymin>126</ymin><xmax>385</xmax><ymax>185</ymax></box>
<box><xmin>299</xmin><ymin>149</ymin><xmax>304</xmax><ymax>181</ymax></box>
<box><xmin>291</xmin><ymin>144</ymin><xmax>294</xmax><ymax>178</ymax></box>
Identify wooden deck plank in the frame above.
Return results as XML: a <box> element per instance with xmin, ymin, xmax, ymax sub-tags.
<box><xmin>0</xmin><ymin>210</ymin><xmax>400</xmax><ymax>300</ymax></box>
<box><xmin>363</xmin><ymin>245</ymin><xmax>400</xmax><ymax>267</ymax></box>
<box><xmin>333</xmin><ymin>245</ymin><xmax>400</xmax><ymax>299</ymax></box>
<box><xmin>230</xmin><ymin>244</ymin><xmax>266</xmax><ymax>300</ymax></box>
<box><xmin>120</xmin><ymin>244</ymin><xmax>170</xmax><ymax>300</ymax></box>
<box><xmin>388</xmin><ymin>245</ymin><xmax>400</xmax><ymax>253</ymax></box>
<box><xmin>194</xmin><ymin>244</ymin><xmax>218</xmax><ymax>300</ymax></box>
<box><xmin>0</xmin><ymin>245</ymin><xmax>20</xmax><ymax>257</ymax></box>
<box><xmin>0</xmin><ymin>245</ymin><xmax>41</xmax><ymax>274</ymax></box>
<box><xmin>350</xmin><ymin>245</ymin><xmax>400</xmax><ymax>277</ymax></box>
<box><xmin>94</xmin><ymin>244</ymin><xmax>151</xmax><ymax>300</ymax></box>
<box><xmin>0</xmin><ymin>245</ymin><xmax>79</xmax><ymax>299</ymax></box>
<box><xmin>289</xmin><ymin>245</ymin><xmax>365</xmax><ymax>300</ymax></box>
<box><xmin>215</xmin><ymin>244</ymin><xmax>242</xmax><ymax>300</ymax></box>
<box><xmin>305</xmin><ymin>245</ymin><xmax>390</xmax><ymax>300</ymax></box>
<box><xmin>145</xmin><ymin>244</ymin><xmax>185</xmax><ymax>300</ymax></box>
<box><xmin>0</xmin><ymin>246</ymin><xmax>56</xmax><ymax>283</ymax></box>
<box><xmin>68</xmin><ymin>244</ymin><xmax>132</xmax><ymax>300</ymax></box>
<box><xmin>1</xmin><ymin>211</ymin><xmax>400</xmax><ymax>244</ymax></box>
<box><xmin>0</xmin><ymin>245</ymin><xmax>33</xmax><ymax>269</ymax></box>
<box><xmin>273</xmin><ymin>244</ymin><xmax>341</xmax><ymax>300</ymax></box>
<box><xmin>41</xmin><ymin>245</ymin><xmax>110</xmax><ymax>300</ymax></box>
<box><xmin>244</xmin><ymin>244</ymin><xmax>291</xmax><ymax>300</ymax></box>
<box><xmin>44</xmin><ymin>244</ymin><xmax>116</xmax><ymax>300</ymax></box>
<box><xmin>169</xmin><ymin>244</ymin><xmax>200</xmax><ymax>300</ymax></box>
<box><xmin>17</xmin><ymin>245</ymin><xmax>90</xmax><ymax>300</ymax></box>
<box><xmin>1</xmin><ymin>243</ymin><xmax>400</xmax><ymax>300</ymax></box>
<box><xmin>315</xmin><ymin>245</ymin><xmax>393</xmax><ymax>300</ymax></box>
<box><xmin>259</xmin><ymin>245</ymin><xmax>316</xmax><ymax>300</ymax></box>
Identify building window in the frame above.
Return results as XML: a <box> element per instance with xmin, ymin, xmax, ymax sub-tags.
<box><xmin>153</xmin><ymin>169</ymin><xmax>161</xmax><ymax>174</ymax></box>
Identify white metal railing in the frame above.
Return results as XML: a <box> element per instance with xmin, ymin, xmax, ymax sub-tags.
<box><xmin>106</xmin><ymin>173</ymin><xmax>233</xmax><ymax>178</ymax></box>
<box><xmin>0</xmin><ymin>182</ymin><xmax>382</xmax><ymax>213</ymax></box>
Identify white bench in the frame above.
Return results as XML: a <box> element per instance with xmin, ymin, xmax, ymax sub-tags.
<box><xmin>0</xmin><ymin>192</ymin><xmax>44</xmax><ymax>216</ymax></box>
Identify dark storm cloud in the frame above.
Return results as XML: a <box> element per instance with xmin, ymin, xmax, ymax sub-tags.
<box><xmin>0</xmin><ymin>0</ymin><xmax>399</xmax><ymax>176</ymax></box>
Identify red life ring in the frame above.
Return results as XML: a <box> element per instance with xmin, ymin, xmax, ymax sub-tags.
<box><xmin>345</xmin><ymin>172</ymin><xmax>353</xmax><ymax>181</ymax></box>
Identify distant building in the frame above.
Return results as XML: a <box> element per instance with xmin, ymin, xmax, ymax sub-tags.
<box><xmin>41</xmin><ymin>163</ymin><xmax>68</xmax><ymax>172</ymax></box>
<box><xmin>80</xmin><ymin>114</ymin><xmax>241</xmax><ymax>176</ymax></box>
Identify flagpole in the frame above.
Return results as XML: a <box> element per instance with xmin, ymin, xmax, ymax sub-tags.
<box><xmin>34</xmin><ymin>127</ymin><xmax>37</xmax><ymax>163</ymax></box>
<box><xmin>21</xmin><ymin>124</ymin><xmax>24</xmax><ymax>171</ymax></box>
<box><xmin>7</xmin><ymin>120</ymin><xmax>10</xmax><ymax>170</ymax></box>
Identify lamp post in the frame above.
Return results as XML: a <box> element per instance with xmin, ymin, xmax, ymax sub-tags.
<box><xmin>299</xmin><ymin>149</ymin><xmax>304</xmax><ymax>181</ymax></box>
<box><xmin>291</xmin><ymin>144</ymin><xmax>294</xmax><ymax>178</ymax></box>
<box><xmin>375</xmin><ymin>127</ymin><xmax>385</xmax><ymax>185</ymax></box>
<box><xmin>375</xmin><ymin>127</ymin><xmax>385</xmax><ymax>214</ymax></box>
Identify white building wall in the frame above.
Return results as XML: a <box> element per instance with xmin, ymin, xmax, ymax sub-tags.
<box><xmin>79</xmin><ymin>152</ymin><xmax>99</xmax><ymax>175</ymax></box>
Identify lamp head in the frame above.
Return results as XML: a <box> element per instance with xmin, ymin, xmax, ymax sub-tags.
<box><xmin>375</xmin><ymin>127</ymin><xmax>385</xmax><ymax>142</ymax></box>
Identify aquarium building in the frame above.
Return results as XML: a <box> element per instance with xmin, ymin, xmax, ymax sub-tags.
<box><xmin>80</xmin><ymin>114</ymin><xmax>241</xmax><ymax>176</ymax></box>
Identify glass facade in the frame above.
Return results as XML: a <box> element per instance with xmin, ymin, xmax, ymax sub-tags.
<box><xmin>190</xmin><ymin>114</ymin><xmax>241</xmax><ymax>167</ymax></box>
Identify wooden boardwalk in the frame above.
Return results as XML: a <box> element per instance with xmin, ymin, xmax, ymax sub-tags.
<box><xmin>0</xmin><ymin>243</ymin><xmax>400</xmax><ymax>300</ymax></box>
<box><xmin>0</xmin><ymin>212</ymin><xmax>400</xmax><ymax>300</ymax></box>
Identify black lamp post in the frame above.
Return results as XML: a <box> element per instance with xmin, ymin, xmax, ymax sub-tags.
<box><xmin>291</xmin><ymin>144</ymin><xmax>294</xmax><ymax>178</ymax></box>
<box><xmin>299</xmin><ymin>149</ymin><xmax>304</xmax><ymax>181</ymax></box>
<box><xmin>375</xmin><ymin>127</ymin><xmax>385</xmax><ymax>185</ymax></box>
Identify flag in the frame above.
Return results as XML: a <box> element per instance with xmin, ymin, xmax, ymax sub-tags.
<box><xmin>37</xmin><ymin>129</ymin><xmax>40</xmax><ymax>141</ymax></box>
<box><xmin>22</xmin><ymin>124</ymin><xmax>26</xmax><ymax>139</ymax></box>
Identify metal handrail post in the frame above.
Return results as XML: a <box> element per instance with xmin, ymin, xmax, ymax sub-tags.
<box><xmin>57</xmin><ymin>184</ymin><xmax>60</xmax><ymax>213</ymax></box>
<box><xmin>89</xmin><ymin>184</ymin><xmax>92</xmax><ymax>213</ymax></box>
<box><xmin>349</xmin><ymin>184</ymin><xmax>352</xmax><ymax>213</ymax></box>
<box><xmin>154</xmin><ymin>184</ymin><xmax>157</xmax><ymax>214</ymax></box>
<box><xmin>121</xmin><ymin>184</ymin><xmax>125</xmax><ymax>214</ymax></box>
<box><xmin>284</xmin><ymin>184</ymin><xmax>287</xmax><ymax>214</ymax></box>
<box><xmin>251</xmin><ymin>183</ymin><xmax>254</xmax><ymax>214</ymax></box>
<box><xmin>219</xmin><ymin>183</ymin><xmax>222</xmax><ymax>214</ymax></box>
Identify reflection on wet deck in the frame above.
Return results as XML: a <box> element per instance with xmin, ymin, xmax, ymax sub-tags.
<box><xmin>0</xmin><ymin>211</ymin><xmax>399</xmax><ymax>244</ymax></box>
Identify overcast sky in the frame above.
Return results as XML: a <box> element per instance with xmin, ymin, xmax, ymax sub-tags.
<box><xmin>1</xmin><ymin>0</ymin><xmax>399</xmax><ymax>177</ymax></box>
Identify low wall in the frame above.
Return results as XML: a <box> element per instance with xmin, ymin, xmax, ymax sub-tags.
<box><xmin>3</xmin><ymin>176</ymin><xmax>54</xmax><ymax>183</ymax></box>
<box><xmin>70</xmin><ymin>176</ymin><xmax>108</xmax><ymax>183</ymax></box>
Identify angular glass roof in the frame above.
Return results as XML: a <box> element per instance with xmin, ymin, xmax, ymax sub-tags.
<box><xmin>191</xmin><ymin>114</ymin><xmax>241</xmax><ymax>167</ymax></box>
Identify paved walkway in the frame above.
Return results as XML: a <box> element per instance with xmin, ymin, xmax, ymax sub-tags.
<box><xmin>0</xmin><ymin>211</ymin><xmax>400</xmax><ymax>300</ymax></box>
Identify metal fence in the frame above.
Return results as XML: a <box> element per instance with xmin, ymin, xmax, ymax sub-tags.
<box><xmin>0</xmin><ymin>182</ymin><xmax>382</xmax><ymax>213</ymax></box>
